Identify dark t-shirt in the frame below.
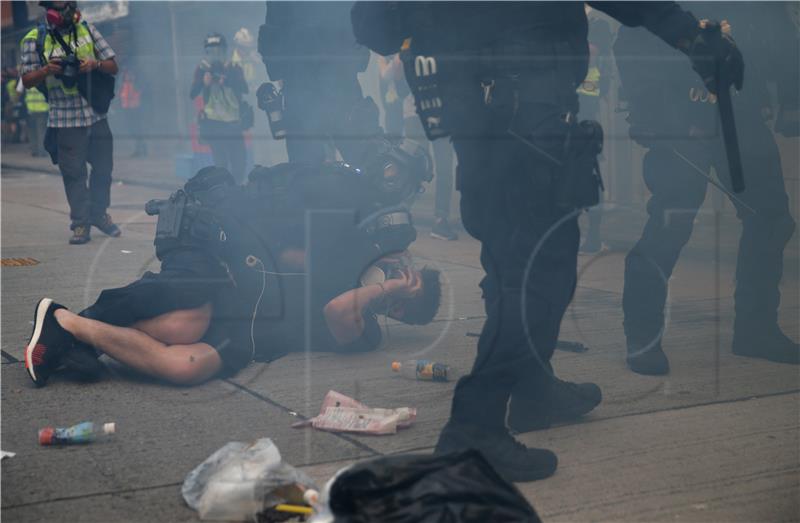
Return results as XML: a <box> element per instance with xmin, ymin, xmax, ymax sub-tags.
<box><xmin>208</xmin><ymin>207</ymin><xmax>385</xmax><ymax>374</ymax></box>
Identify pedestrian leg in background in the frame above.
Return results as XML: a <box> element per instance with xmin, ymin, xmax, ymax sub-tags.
<box><xmin>27</xmin><ymin>112</ymin><xmax>47</xmax><ymax>157</ymax></box>
<box><xmin>622</xmin><ymin>146</ymin><xmax>708</xmax><ymax>375</ymax></box>
<box><xmin>430</xmin><ymin>138</ymin><xmax>458</xmax><ymax>241</ymax></box>
<box><xmin>56</xmin><ymin>126</ymin><xmax>93</xmax><ymax>244</ymax></box>
<box><xmin>579</xmin><ymin>197</ymin><xmax>603</xmax><ymax>253</ymax></box>
<box><xmin>226</xmin><ymin>127</ymin><xmax>247</xmax><ymax>184</ymax></box>
<box><xmin>129</xmin><ymin>108</ymin><xmax>147</xmax><ymax>157</ymax></box>
<box><xmin>87</xmin><ymin>119</ymin><xmax>120</xmax><ymax>239</ymax></box>
<box><xmin>725</xmin><ymin>117</ymin><xmax>798</xmax><ymax>363</ymax></box>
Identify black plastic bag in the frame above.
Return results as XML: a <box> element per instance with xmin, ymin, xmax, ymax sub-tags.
<box><xmin>328</xmin><ymin>450</ymin><xmax>541</xmax><ymax>523</ymax></box>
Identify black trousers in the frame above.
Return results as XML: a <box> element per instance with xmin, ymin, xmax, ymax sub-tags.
<box><xmin>441</xmin><ymin>60</ymin><xmax>584</xmax><ymax>429</ymax></box>
<box><xmin>283</xmin><ymin>74</ymin><xmax>382</xmax><ymax>166</ymax></box>
<box><xmin>623</xmin><ymin>111</ymin><xmax>796</xmax><ymax>349</ymax></box>
<box><xmin>204</xmin><ymin>120</ymin><xmax>246</xmax><ymax>183</ymax></box>
<box><xmin>56</xmin><ymin>119</ymin><xmax>114</xmax><ymax>230</ymax></box>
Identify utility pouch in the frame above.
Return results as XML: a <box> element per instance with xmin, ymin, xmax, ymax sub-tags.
<box><xmin>400</xmin><ymin>41</ymin><xmax>448</xmax><ymax>141</ymax></box>
<box><xmin>146</xmin><ymin>190</ymin><xmax>188</xmax><ymax>260</ymax></box>
<box><xmin>555</xmin><ymin>119</ymin><xmax>604</xmax><ymax>210</ymax></box>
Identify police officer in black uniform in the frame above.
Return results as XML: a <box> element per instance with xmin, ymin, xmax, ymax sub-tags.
<box><xmin>616</xmin><ymin>3</ymin><xmax>798</xmax><ymax>375</ymax></box>
<box><xmin>352</xmin><ymin>1</ymin><xmax>743</xmax><ymax>482</ymax></box>
<box><xmin>258</xmin><ymin>1</ymin><xmax>384</xmax><ymax>166</ymax></box>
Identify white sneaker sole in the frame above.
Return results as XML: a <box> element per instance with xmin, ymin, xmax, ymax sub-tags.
<box><xmin>25</xmin><ymin>298</ymin><xmax>53</xmax><ymax>384</ymax></box>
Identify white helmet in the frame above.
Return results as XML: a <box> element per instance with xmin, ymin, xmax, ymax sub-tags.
<box><xmin>233</xmin><ymin>27</ymin><xmax>254</xmax><ymax>48</ymax></box>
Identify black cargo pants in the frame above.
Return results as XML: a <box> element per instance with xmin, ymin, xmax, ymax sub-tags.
<box><xmin>623</xmin><ymin>106</ymin><xmax>796</xmax><ymax>352</ymax></box>
<box><xmin>56</xmin><ymin>118</ymin><xmax>114</xmax><ymax>230</ymax></box>
<box><xmin>440</xmin><ymin>48</ymin><xmax>586</xmax><ymax>429</ymax></box>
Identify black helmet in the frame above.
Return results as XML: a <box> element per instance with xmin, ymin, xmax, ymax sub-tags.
<box><xmin>204</xmin><ymin>33</ymin><xmax>227</xmax><ymax>49</ymax></box>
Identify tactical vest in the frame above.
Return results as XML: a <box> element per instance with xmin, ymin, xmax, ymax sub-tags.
<box><xmin>22</xmin><ymin>22</ymin><xmax>96</xmax><ymax>97</ymax></box>
<box><xmin>25</xmin><ymin>88</ymin><xmax>48</xmax><ymax>113</ymax></box>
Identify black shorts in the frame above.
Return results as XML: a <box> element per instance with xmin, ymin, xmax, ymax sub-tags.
<box><xmin>79</xmin><ymin>249</ymin><xmax>251</xmax><ymax>374</ymax></box>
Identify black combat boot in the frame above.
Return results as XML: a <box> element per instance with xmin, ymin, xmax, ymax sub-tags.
<box><xmin>435</xmin><ymin>421</ymin><xmax>558</xmax><ymax>483</ymax></box>
<box><xmin>733</xmin><ymin>324</ymin><xmax>799</xmax><ymax>364</ymax></box>
<box><xmin>508</xmin><ymin>377</ymin><xmax>602</xmax><ymax>433</ymax></box>
<box><xmin>626</xmin><ymin>340</ymin><xmax>670</xmax><ymax>375</ymax></box>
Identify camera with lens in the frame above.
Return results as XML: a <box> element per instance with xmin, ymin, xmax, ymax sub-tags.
<box><xmin>57</xmin><ymin>55</ymin><xmax>80</xmax><ymax>89</ymax></box>
<box><xmin>256</xmin><ymin>82</ymin><xmax>286</xmax><ymax>140</ymax></box>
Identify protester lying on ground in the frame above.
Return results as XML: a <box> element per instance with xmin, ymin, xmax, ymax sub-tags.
<box><xmin>25</xmin><ymin>159</ymin><xmax>440</xmax><ymax>387</ymax></box>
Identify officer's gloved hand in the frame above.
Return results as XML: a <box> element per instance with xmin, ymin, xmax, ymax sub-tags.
<box><xmin>774</xmin><ymin>104</ymin><xmax>800</xmax><ymax>137</ymax></box>
<box><xmin>686</xmin><ymin>20</ymin><xmax>744</xmax><ymax>95</ymax></box>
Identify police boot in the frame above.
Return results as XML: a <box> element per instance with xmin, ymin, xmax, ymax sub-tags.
<box><xmin>733</xmin><ymin>323</ymin><xmax>799</xmax><ymax>365</ymax></box>
<box><xmin>435</xmin><ymin>421</ymin><xmax>558</xmax><ymax>483</ymax></box>
<box><xmin>626</xmin><ymin>339</ymin><xmax>670</xmax><ymax>376</ymax></box>
<box><xmin>507</xmin><ymin>376</ymin><xmax>602</xmax><ymax>433</ymax></box>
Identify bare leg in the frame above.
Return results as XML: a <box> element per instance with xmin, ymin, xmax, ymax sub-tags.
<box><xmin>54</xmin><ymin>308</ymin><xmax>222</xmax><ymax>385</ymax></box>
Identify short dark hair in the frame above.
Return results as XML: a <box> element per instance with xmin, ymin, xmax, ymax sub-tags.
<box><xmin>398</xmin><ymin>267</ymin><xmax>441</xmax><ymax>325</ymax></box>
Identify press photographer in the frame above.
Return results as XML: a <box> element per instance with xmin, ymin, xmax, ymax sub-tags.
<box><xmin>191</xmin><ymin>33</ymin><xmax>250</xmax><ymax>182</ymax></box>
<box><xmin>20</xmin><ymin>1</ymin><xmax>120</xmax><ymax>245</ymax></box>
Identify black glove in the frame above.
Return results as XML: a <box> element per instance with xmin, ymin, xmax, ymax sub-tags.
<box><xmin>686</xmin><ymin>20</ymin><xmax>744</xmax><ymax>95</ymax></box>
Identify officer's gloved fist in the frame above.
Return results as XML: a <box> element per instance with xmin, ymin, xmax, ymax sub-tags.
<box><xmin>686</xmin><ymin>20</ymin><xmax>744</xmax><ymax>95</ymax></box>
<box><xmin>774</xmin><ymin>104</ymin><xmax>800</xmax><ymax>137</ymax></box>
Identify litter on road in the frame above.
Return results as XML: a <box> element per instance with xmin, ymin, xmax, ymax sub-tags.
<box><xmin>183</xmin><ymin>438</ymin><xmax>316</xmax><ymax>522</ymax></box>
<box><xmin>292</xmin><ymin>390</ymin><xmax>416</xmax><ymax>435</ymax></box>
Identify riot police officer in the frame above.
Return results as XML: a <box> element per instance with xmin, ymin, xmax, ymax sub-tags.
<box><xmin>353</xmin><ymin>1</ymin><xmax>743</xmax><ymax>482</ymax></box>
<box><xmin>258</xmin><ymin>1</ymin><xmax>384</xmax><ymax>166</ymax></box>
<box><xmin>616</xmin><ymin>3</ymin><xmax>798</xmax><ymax>375</ymax></box>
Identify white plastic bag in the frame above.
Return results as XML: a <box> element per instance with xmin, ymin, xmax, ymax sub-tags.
<box><xmin>182</xmin><ymin>438</ymin><xmax>315</xmax><ymax>521</ymax></box>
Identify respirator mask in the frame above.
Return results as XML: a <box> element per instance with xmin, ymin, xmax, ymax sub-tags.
<box><xmin>360</xmin><ymin>253</ymin><xmax>414</xmax><ymax>287</ymax></box>
<box><xmin>43</xmin><ymin>2</ymin><xmax>80</xmax><ymax>29</ymax></box>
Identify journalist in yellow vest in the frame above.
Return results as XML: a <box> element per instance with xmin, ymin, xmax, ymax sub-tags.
<box><xmin>19</xmin><ymin>1</ymin><xmax>120</xmax><ymax>245</ymax></box>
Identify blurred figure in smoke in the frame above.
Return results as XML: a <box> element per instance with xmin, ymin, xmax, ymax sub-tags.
<box><xmin>403</xmin><ymin>93</ymin><xmax>459</xmax><ymax>241</ymax></box>
<box><xmin>118</xmin><ymin>64</ymin><xmax>147</xmax><ymax>158</ymax></box>
<box><xmin>577</xmin><ymin>15</ymin><xmax>612</xmax><ymax>254</ymax></box>
<box><xmin>377</xmin><ymin>53</ymin><xmax>406</xmax><ymax>138</ymax></box>
<box><xmin>258</xmin><ymin>1</ymin><xmax>384</xmax><ymax>165</ymax></box>
<box><xmin>190</xmin><ymin>33</ymin><xmax>248</xmax><ymax>182</ymax></box>
<box><xmin>232</xmin><ymin>28</ymin><xmax>260</xmax><ymax>91</ymax></box>
<box><xmin>616</xmin><ymin>3</ymin><xmax>799</xmax><ymax>375</ymax></box>
<box><xmin>3</xmin><ymin>68</ymin><xmax>25</xmax><ymax>144</ymax></box>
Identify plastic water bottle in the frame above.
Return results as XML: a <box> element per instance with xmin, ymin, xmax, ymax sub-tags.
<box><xmin>391</xmin><ymin>360</ymin><xmax>455</xmax><ymax>382</ymax></box>
<box><xmin>39</xmin><ymin>421</ymin><xmax>116</xmax><ymax>446</ymax></box>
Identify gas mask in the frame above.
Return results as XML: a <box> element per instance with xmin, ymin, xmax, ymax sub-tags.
<box><xmin>45</xmin><ymin>2</ymin><xmax>80</xmax><ymax>29</ymax></box>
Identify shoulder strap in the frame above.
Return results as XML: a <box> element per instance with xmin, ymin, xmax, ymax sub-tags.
<box><xmin>49</xmin><ymin>28</ymin><xmax>75</xmax><ymax>57</ymax></box>
<box><xmin>35</xmin><ymin>23</ymin><xmax>48</xmax><ymax>64</ymax></box>
<box><xmin>81</xmin><ymin>21</ymin><xmax>96</xmax><ymax>44</ymax></box>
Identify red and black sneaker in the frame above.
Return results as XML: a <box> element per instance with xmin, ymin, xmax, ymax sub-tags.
<box><xmin>24</xmin><ymin>298</ymin><xmax>73</xmax><ymax>387</ymax></box>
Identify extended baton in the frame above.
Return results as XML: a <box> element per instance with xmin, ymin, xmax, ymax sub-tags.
<box><xmin>716</xmin><ymin>80</ymin><xmax>745</xmax><ymax>193</ymax></box>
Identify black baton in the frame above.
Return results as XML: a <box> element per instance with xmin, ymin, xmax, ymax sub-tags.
<box><xmin>717</xmin><ymin>82</ymin><xmax>745</xmax><ymax>193</ymax></box>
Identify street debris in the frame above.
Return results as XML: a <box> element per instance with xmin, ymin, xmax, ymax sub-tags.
<box><xmin>183</xmin><ymin>438</ymin><xmax>316</xmax><ymax>522</ymax></box>
<box><xmin>120</xmin><ymin>250</ymin><xmax>133</xmax><ymax>254</ymax></box>
<box><xmin>292</xmin><ymin>390</ymin><xmax>416</xmax><ymax>435</ymax></box>
<box><xmin>392</xmin><ymin>359</ymin><xmax>456</xmax><ymax>382</ymax></box>
<box><xmin>309</xmin><ymin>450</ymin><xmax>541</xmax><ymax>523</ymax></box>
<box><xmin>556</xmin><ymin>340</ymin><xmax>589</xmax><ymax>353</ymax></box>
<box><xmin>1</xmin><ymin>451</ymin><xmax>16</xmax><ymax>460</ymax></box>
<box><xmin>39</xmin><ymin>421</ymin><xmax>116</xmax><ymax>446</ymax></box>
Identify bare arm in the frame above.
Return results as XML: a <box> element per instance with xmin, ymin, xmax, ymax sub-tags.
<box><xmin>324</xmin><ymin>283</ymin><xmax>386</xmax><ymax>345</ymax></box>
